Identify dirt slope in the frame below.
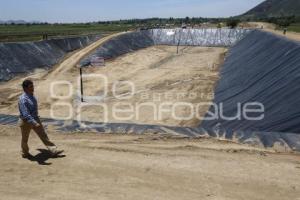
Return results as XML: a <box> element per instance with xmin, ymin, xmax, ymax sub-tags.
<box><xmin>0</xmin><ymin>125</ymin><xmax>300</xmax><ymax>200</ymax></box>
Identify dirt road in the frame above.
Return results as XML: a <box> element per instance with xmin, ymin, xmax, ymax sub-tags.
<box><xmin>243</xmin><ymin>22</ymin><xmax>300</xmax><ymax>42</ymax></box>
<box><xmin>1</xmin><ymin>125</ymin><xmax>300</xmax><ymax>200</ymax></box>
<box><xmin>50</xmin><ymin>32</ymin><xmax>127</xmax><ymax>77</ymax></box>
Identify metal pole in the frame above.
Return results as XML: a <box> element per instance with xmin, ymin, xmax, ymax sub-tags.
<box><xmin>177</xmin><ymin>29</ymin><xmax>182</xmax><ymax>54</ymax></box>
<box><xmin>80</xmin><ymin>67</ymin><xmax>84</xmax><ymax>102</ymax></box>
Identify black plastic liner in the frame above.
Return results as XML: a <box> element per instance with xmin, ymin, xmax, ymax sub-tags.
<box><xmin>202</xmin><ymin>30</ymin><xmax>300</xmax><ymax>134</ymax></box>
<box><xmin>80</xmin><ymin>28</ymin><xmax>251</xmax><ymax>66</ymax></box>
<box><xmin>2</xmin><ymin>29</ymin><xmax>300</xmax><ymax>151</ymax></box>
<box><xmin>0</xmin><ymin>35</ymin><xmax>101</xmax><ymax>81</ymax></box>
<box><xmin>148</xmin><ymin>28</ymin><xmax>251</xmax><ymax>47</ymax></box>
<box><xmin>80</xmin><ymin>31</ymin><xmax>154</xmax><ymax>66</ymax></box>
<box><xmin>0</xmin><ymin>114</ymin><xmax>299</xmax><ymax>151</ymax></box>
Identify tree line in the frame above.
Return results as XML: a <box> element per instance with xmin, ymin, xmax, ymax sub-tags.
<box><xmin>1</xmin><ymin>15</ymin><xmax>299</xmax><ymax>28</ymax></box>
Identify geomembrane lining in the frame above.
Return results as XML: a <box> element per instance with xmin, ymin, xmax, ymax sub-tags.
<box><xmin>0</xmin><ymin>35</ymin><xmax>101</xmax><ymax>81</ymax></box>
<box><xmin>1</xmin><ymin>29</ymin><xmax>300</xmax><ymax>151</ymax></box>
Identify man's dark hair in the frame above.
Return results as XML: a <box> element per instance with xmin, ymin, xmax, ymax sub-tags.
<box><xmin>22</xmin><ymin>79</ymin><xmax>33</xmax><ymax>91</ymax></box>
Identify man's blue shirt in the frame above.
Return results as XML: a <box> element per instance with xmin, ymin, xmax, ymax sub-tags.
<box><xmin>18</xmin><ymin>93</ymin><xmax>38</xmax><ymax>125</ymax></box>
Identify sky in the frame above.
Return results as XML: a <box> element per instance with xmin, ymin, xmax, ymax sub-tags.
<box><xmin>0</xmin><ymin>0</ymin><xmax>265</xmax><ymax>23</ymax></box>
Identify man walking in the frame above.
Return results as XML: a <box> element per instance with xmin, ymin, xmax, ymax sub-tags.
<box><xmin>18</xmin><ymin>79</ymin><xmax>63</xmax><ymax>158</ymax></box>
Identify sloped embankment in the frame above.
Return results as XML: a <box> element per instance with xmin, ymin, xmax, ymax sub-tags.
<box><xmin>80</xmin><ymin>31</ymin><xmax>154</xmax><ymax>66</ymax></box>
<box><xmin>80</xmin><ymin>28</ymin><xmax>250</xmax><ymax>66</ymax></box>
<box><xmin>202</xmin><ymin>30</ymin><xmax>300</xmax><ymax>134</ymax></box>
<box><xmin>0</xmin><ymin>35</ymin><xmax>101</xmax><ymax>81</ymax></box>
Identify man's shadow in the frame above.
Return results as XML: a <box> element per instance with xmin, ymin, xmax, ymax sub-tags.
<box><xmin>26</xmin><ymin>149</ymin><xmax>66</xmax><ymax>165</ymax></box>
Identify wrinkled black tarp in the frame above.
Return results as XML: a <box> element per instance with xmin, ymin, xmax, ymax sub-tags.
<box><xmin>80</xmin><ymin>31</ymin><xmax>154</xmax><ymax>66</ymax></box>
<box><xmin>202</xmin><ymin>30</ymin><xmax>300</xmax><ymax>134</ymax></box>
<box><xmin>0</xmin><ymin>35</ymin><xmax>101</xmax><ymax>81</ymax></box>
<box><xmin>0</xmin><ymin>113</ymin><xmax>299</xmax><ymax>151</ymax></box>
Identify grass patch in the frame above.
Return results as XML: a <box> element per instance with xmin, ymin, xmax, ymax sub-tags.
<box><xmin>288</xmin><ymin>23</ymin><xmax>300</xmax><ymax>33</ymax></box>
<box><xmin>0</xmin><ymin>24</ymin><xmax>133</xmax><ymax>42</ymax></box>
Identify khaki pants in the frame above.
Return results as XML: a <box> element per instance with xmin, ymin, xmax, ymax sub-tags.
<box><xmin>18</xmin><ymin>118</ymin><xmax>56</xmax><ymax>154</ymax></box>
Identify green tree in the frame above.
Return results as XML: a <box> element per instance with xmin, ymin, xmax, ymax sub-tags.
<box><xmin>226</xmin><ymin>18</ymin><xmax>240</xmax><ymax>29</ymax></box>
